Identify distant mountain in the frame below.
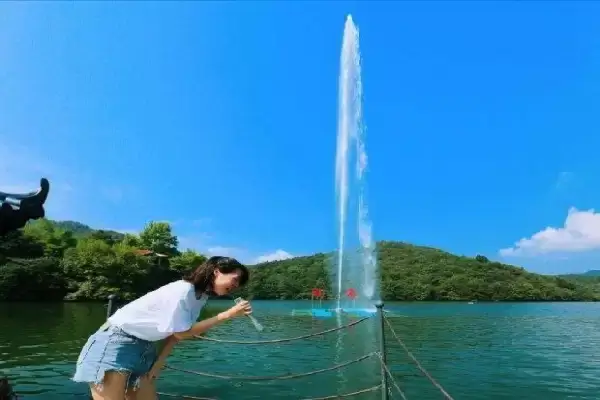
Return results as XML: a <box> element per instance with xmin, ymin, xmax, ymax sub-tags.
<box><xmin>560</xmin><ymin>270</ymin><xmax>600</xmax><ymax>278</ymax></box>
<box><xmin>51</xmin><ymin>220</ymin><xmax>94</xmax><ymax>236</ymax></box>
<box><xmin>244</xmin><ymin>241</ymin><xmax>600</xmax><ymax>301</ymax></box>
<box><xmin>579</xmin><ymin>270</ymin><xmax>600</xmax><ymax>277</ymax></box>
<box><xmin>39</xmin><ymin>219</ymin><xmax>125</xmax><ymax>241</ymax></box>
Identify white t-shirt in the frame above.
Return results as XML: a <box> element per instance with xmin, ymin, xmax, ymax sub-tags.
<box><xmin>108</xmin><ymin>280</ymin><xmax>208</xmax><ymax>341</ymax></box>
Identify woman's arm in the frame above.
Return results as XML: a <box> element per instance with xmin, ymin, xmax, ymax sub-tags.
<box><xmin>148</xmin><ymin>301</ymin><xmax>251</xmax><ymax>379</ymax></box>
<box><xmin>148</xmin><ymin>312</ymin><xmax>234</xmax><ymax>379</ymax></box>
<box><xmin>172</xmin><ymin>299</ymin><xmax>251</xmax><ymax>341</ymax></box>
<box><xmin>148</xmin><ymin>335</ymin><xmax>180</xmax><ymax>378</ymax></box>
<box><xmin>172</xmin><ymin>311</ymin><xmax>232</xmax><ymax>341</ymax></box>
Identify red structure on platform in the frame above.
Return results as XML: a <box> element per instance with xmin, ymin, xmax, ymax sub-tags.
<box><xmin>311</xmin><ymin>288</ymin><xmax>325</xmax><ymax>308</ymax></box>
<box><xmin>345</xmin><ymin>288</ymin><xmax>357</xmax><ymax>299</ymax></box>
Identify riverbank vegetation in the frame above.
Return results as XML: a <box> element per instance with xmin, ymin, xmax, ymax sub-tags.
<box><xmin>1</xmin><ymin>219</ymin><xmax>598</xmax><ymax>302</ymax></box>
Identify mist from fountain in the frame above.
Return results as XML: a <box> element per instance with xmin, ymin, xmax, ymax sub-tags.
<box><xmin>333</xmin><ymin>14</ymin><xmax>378</xmax><ymax>313</ymax></box>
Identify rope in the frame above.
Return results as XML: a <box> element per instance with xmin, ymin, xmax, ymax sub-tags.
<box><xmin>377</xmin><ymin>353</ymin><xmax>408</xmax><ymax>400</ymax></box>
<box><xmin>157</xmin><ymin>385</ymin><xmax>380</xmax><ymax>400</ymax></box>
<box><xmin>166</xmin><ymin>352</ymin><xmax>375</xmax><ymax>381</ymax></box>
<box><xmin>384</xmin><ymin>316</ymin><xmax>454</xmax><ymax>400</ymax></box>
<box><xmin>157</xmin><ymin>392</ymin><xmax>216</xmax><ymax>400</ymax></box>
<box><xmin>302</xmin><ymin>385</ymin><xmax>381</xmax><ymax>399</ymax></box>
<box><xmin>193</xmin><ymin>317</ymin><xmax>371</xmax><ymax>344</ymax></box>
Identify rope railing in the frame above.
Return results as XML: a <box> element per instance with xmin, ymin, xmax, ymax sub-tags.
<box><xmin>193</xmin><ymin>316</ymin><xmax>370</xmax><ymax>344</ymax></box>
<box><xmin>377</xmin><ymin>353</ymin><xmax>408</xmax><ymax>400</ymax></box>
<box><xmin>301</xmin><ymin>385</ymin><xmax>382</xmax><ymax>400</ymax></box>
<box><xmin>158</xmin><ymin>312</ymin><xmax>379</xmax><ymax>399</ymax></box>
<box><xmin>165</xmin><ymin>352</ymin><xmax>375</xmax><ymax>381</ymax></box>
<box><xmin>157</xmin><ymin>393</ymin><xmax>216</xmax><ymax>400</ymax></box>
<box><xmin>104</xmin><ymin>297</ymin><xmax>455</xmax><ymax>400</ymax></box>
<box><xmin>158</xmin><ymin>384</ymin><xmax>381</xmax><ymax>400</ymax></box>
<box><xmin>383</xmin><ymin>315</ymin><xmax>454</xmax><ymax>400</ymax></box>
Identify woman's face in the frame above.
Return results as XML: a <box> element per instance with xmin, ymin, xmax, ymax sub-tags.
<box><xmin>213</xmin><ymin>268</ymin><xmax>243</xmax><ymax>296</ymax></box>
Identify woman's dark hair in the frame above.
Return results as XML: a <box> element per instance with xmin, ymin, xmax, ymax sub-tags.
<box><xmin>183</xmin><ymin>256</ymin><xmax>249</xmax><ymax>293</ymax></box>
<box><xmin>0</xmin><ymin>377</ymin><xmax>16</xmax><ymax>400</ymax></box>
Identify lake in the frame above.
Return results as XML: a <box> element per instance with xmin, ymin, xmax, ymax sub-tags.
<box><xmin>1</xmin><ymin>301</ymin><xmax>600</xmax><ymax>399</ymax></box>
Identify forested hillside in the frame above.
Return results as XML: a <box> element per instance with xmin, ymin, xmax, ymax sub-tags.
<box><xmin>1</xmin><ymin>219</ymin><xmax>598</xmax><ymax>301</ymax></box>
<box><xmin>246</xmin><ymin>241</ymin><xmax>600</xmax><ymax>301</ymax></box>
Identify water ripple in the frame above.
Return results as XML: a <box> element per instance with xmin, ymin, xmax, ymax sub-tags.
<box><xmin>2</xmin><ymin>302</ymin><xmax>600</xmax><ymax>399</ymax></box>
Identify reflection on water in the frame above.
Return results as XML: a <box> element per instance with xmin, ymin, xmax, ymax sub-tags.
<box><xmin>2</xmin><ymin>301</ymin><xmax>600</xmax><ymax>399</ymax></box>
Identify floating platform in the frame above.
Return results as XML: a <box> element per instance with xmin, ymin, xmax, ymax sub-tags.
<box><xmin>291</xmin><ymin>308</ymin><xmax>378</xmax><ymax>318</ymax></box>
<box><xmin>338</xmin><ymin>308</ymin><xmax>377</xmax><ymax>317</ymax></box>
<box><xmin>291</xmin><ymin>308</ymin><xmax>333</xmax><ymax>317</ymax></box>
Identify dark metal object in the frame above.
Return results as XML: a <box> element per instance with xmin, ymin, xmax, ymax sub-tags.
<box><xmin>0</xmin><ymin>178</ymin><xmax>50</xmax><ymax>236</ymax></box>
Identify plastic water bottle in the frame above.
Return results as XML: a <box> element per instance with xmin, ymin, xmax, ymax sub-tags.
<box><xmin>234</xmin><ymin>297</ymin><xmax>264</xmax><ymax>332</ymax></box>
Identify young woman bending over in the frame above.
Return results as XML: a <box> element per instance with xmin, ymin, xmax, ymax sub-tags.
<box><xmin>73</xmin><ymin>256</ymin><xmax>251</xmax><ymax>400</ymax></box>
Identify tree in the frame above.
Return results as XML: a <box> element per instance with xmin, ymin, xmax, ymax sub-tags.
<box><xmin>138</xmin><ymin>221</ymin><xmax>178</xmax><ymax>256</ymax></box>
<box><xmin>475</xmin><ymin>255</ymin><xmax>489</xmax><ymax>263</ymax></box>
<box><xmin>4</xmin><ymin>217</ymin><xmax>600</xmax><ymax>302</ymax></box>
<box><xmin>0</xmin><ymin>230</ymin><xmax>44</xmax><ymax>260</ymax></box>
<box><xmin>170</xmin><ymin>250</ymin><xmax>207</xmax><ymax>275</ymax></box>
<box><xmin>22</xmin><ymin>219</ymin><xmax>76</xmax><ymax>258</ymax></box>
<box><xmin>121</xmin><ymin>233</ymin><xmax>142</xmax><ymax>247</ymax></box>
<box><xmin>89</xmin><ymin>230</ymin><xmax>121</xmax><ymax>246</ymax></box>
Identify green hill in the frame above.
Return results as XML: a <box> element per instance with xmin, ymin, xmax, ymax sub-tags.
<box><xmin>247</xmin><ymin>241</ymin><xmax>600</xmax><ymax>301</ymax></box>
<box><xmin>572</xmin><ymin>270</ymin><xmax>600</xmax><ymax>277</ymax></box>
<box><xmin>49</xmin><ymin>220</ymin><xmax>94</xmax><ymax>236</ymax></box>
<box><xmin>48</xmin><ymin>220</ymin><xmax>125</xmax><ymax>241</ymax></box>
<box><xmin>1</xmin><ymin>219</ymin><xmax>599</xmax><ymax>301</ymax></box>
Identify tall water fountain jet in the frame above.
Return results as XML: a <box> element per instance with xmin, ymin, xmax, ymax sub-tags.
<box><xmin>334</xmin><ymin>15</ymin><xmax>378</xmax><ymax>311</ymax></box>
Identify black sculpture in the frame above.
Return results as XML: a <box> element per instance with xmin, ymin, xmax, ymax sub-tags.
<box><xmin>0</xmin><ymin>178</ymin><xmax>50</xmax><ymax>236</ymax></box>
<box><xmin>0</xmin><ymin>377</ymin><xmax>16</xmax><ymax>400</ymax></box>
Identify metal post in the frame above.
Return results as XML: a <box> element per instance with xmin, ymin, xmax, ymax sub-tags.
<box><xmin>376</xmin><ymin>301</ymin><xmax>389</xmax><ymax>400</ymax></box>
<box><xmin>106</xmin><ymin>294</ymin><xmax>118</xmax><ymax>320</ymax></box>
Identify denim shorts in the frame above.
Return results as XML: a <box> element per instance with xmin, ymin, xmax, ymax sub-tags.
<box><xmin>72</xmin><ymin>323</ymin><xmax>157</xmax><ymax>391</ymax></box>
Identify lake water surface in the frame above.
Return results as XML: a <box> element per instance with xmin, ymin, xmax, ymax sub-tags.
<box><xmin>1</xmin><ymin>301</ymin><xmax>600</xmax><ymax>399</ymax></box>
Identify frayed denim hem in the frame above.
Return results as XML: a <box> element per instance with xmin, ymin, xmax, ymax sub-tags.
<box><xmin>72</xmin><ymin>368</ymin><xmax>144</xmax><ymax>392</ymax></box>
<box><xmin>73</xmin><ymin>325</ymin><xmax>156</xmax><ymax>393</ymax></box>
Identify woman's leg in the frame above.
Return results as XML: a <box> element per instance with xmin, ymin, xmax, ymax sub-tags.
<box><xmin>89</xmin><ymin>371</ymin><xmax>129</xmax><ymax>400</ymax></box>
<box><xmin>76</xmin><ymin>327</ymin><xmax>151</xmax><ymax>400</ymax></box>
<box><xmin>128</xmin><ymin>377</ymin><xmax>156</xmax><ymax>400</ymax></box>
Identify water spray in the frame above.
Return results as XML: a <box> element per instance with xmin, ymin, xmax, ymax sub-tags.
<box><xmin>234</xmin><ymin>297</ymin><xmax>264</xmax><ymax>332</ymax></box>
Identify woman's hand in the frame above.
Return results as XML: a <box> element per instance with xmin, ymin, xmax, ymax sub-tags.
<box><xmin>146</xmin><ymin>360</ymin><xmax>165</xmax><ymax>381</ymax></box>
<box><xmin>224</xmin><ymin>299</ymin><xmax>252</xmax><ymax>319</ymax></box>
<box><xmin>146</xmin><ymin>335</ymin><xmax>178</xmax><ymax>380</ymax></box>
<box><xmin>177</xmin><ymin>302</ymin><xmax>254</xmax><ymax>340</ymax></box>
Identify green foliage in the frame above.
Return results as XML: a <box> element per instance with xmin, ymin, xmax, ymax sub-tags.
<box><xmin>243</xmin><ymin>253</ymin><xmax>331</xmax><ymax>299</ymax></box>
<box><xmin>2</xmin><ymin>219</ymin><xmax>600</xmax><ymax>302</ymax></box>
<box><xmin>170</xmin><ymin>250</ymin><xmax>207</xmax><ymax>275</ymax></box>
<box><xmin>47</xmin><ymin>220</ymin><xmax>124</xmax><ymax>241</ymax></box>
<box><xmin>138</xmin><ymin>221</ymin><xmax>178</xmax><ymax>256</ymax></box>
<box><xmin>245</xmin><ymin>241</ymin><xmax>600</xmax><ymax>301</ymax></box>
<box><xmin>0</xmin><ymin>219</ymin><xmax>190</xmax><ymax>301</ymax></box>
<box><xmin>0</xmin><ymin>257</ymin><xmax>68</xmax><ymax>301</ymax></box>
<box><xmin>22</xmin><ymin>219</ymin><xmax>77</xmax><ymax>258</ymax></box>
<box><xmin>375</xmin><ymin>241</ymin><xmax>599</xmax><ymax>301</ymax></box>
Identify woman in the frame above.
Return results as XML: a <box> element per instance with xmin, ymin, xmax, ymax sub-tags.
<box><xmin>73</xmin><ymin>256</ymin><xmax>251</xmax><ymax>400</ymax></box>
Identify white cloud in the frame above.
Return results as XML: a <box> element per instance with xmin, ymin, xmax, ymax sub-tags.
<box><xmin>253</xmin><ymin>249</ymin><xmax>294</xmax><ymax>264</ymax></box>
<box><xmin>500</xmin><ymin>207</ymin><xmax>600</xmax><ymax>256</ymax></box>
<box><xmin>200</xmin><ymin>246</ymin><xmax>295</xmax><ymax>265</ymax></box>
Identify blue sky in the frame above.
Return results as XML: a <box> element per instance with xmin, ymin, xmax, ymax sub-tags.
<box><xmin>2</xmin><ymin>2</ymin><xmax>600</xmax><ymax>273</ymax></box>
